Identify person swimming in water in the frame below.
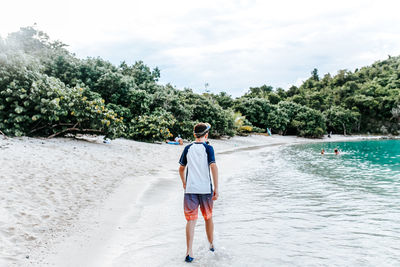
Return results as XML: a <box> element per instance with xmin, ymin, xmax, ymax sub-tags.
<box><xmin>321</xmin><ymin>149</ymin><xmax>325</xmax><ymax>155</ymax></box>
<box><xmin>334</xmin><ymin>148</ymin><xmax>339</xmax><ymax>155</ymax></box>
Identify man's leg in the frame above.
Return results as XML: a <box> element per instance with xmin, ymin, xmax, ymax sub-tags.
<box><xmin>184</xmin><ymin>194</ymin><xmax>200</xmax><ymax>259</ymax></box>
<box><xmin>186</xmin><ymin>219</ymin><xmax>197</xmax><ymax>256</ymax></box>
<box><xmin>200</xmin><ymin>193</ymin><xmax>214</xmax><ymax>249</ymax></box>
<box><xmin>205</xmin><ymin>217</ymin><xmax>214</xmax><ymax>246</ymax></box>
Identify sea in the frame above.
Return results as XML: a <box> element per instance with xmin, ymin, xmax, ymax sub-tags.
<box><xmin>113</xmin><ymin>140</ymin><xmax>400</xmax><ymax>267</ymax></box>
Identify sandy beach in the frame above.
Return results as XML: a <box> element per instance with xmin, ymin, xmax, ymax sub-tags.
<box><xmin>0</xmin><ymin>134</ymin><xmax>385</xmax><ymax>266</ymax></box>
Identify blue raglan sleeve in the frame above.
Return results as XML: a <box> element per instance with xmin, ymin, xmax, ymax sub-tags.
<box><xmin>206</xmin><ymin>145</ymin><xmax>216</xmax><ymax>165</ymax></box>
<box><xmin>179</xmin><ymin>146</ymin><xmax>189</xmax><ymax>166</ymax></box>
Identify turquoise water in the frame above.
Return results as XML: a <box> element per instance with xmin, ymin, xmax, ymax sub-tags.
<box><xmin>294</xmin><ymin>139</ymin><xmax>400</xmax><ymax>173</ymax></box>
<box><xmin>114</xmin><ymin>140</ymin><xmax>400</xmax><ymax>266</ymax></box>
<box><xmin>288</xmin><ymin>140</ymin><xmax>400</xmax><ymax>195</ymax></box>
<box><xmin>212</xmin><ymin>140</ymin><xmax>400</xmax><ymax>266</ymax></box>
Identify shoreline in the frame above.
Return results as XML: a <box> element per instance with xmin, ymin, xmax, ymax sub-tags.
<box><xmin>0</xmin><ymin>134</ymin><xmax>392</xmax><ymax>265</ymax></box>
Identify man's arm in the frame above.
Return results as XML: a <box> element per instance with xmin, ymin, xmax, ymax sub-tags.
<box><xmin>210</xmin><ymin>163</ymin><xmax>218</xmax><ymax>200</ymax></box>
<box><xmin>179</xmin><ymin>165</ymin><xmax>186</xmax><ymax>189</ymax></box>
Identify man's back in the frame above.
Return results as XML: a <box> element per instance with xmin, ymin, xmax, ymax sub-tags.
<box><xmin>178</xmin><ymin>122</ymin><xmax>219</xmax><ymax>262</ymax></box>
<box><xmin>179</xmin><ymin>142</ymin><xmax>215</xmax><ymax>194</ymax></box>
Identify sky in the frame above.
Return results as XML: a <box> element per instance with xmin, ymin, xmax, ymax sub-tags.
<box><xmin>2</xmin><ymin>0</ymin><xmax>400</xmax><ymax>96</ymax></box>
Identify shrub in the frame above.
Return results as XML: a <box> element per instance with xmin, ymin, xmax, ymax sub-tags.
<box><xmin>0</xmin><ymin>52</ymin><xmax>123</xmax><ymax>138</ymax></box>
<box><xmin>323</xmin><ymin>106</ymin><xmax>360</xmax><ymax>135</ymax></box>
<box><xmin>128</xmin><ymin>109</ymin><xmax>176</xmax><ymax>141</ymax></box>
<box><xmin>234</xmin><ymin>97</ymin><xmax>273</xmax><ymax>129</ymax></box>
<box><xmin>278</xmin><ymin>101</ymin><xmax>326</xmax><ymax>137</ymax></box>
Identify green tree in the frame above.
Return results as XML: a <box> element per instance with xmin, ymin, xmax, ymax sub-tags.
<box><xmin>128</xmin><ymin>109</ymin><xmax>176</xmax><ymax>141</ymax></box>
<box><xmin>234</xmin><ymin>97</ymin><xmax>273</xmax><ymax>130</ymax></box>
<box><xmin>310</xmin><ymin>68</ymin><xmax>319</xmax><ymax>81</ymax></box>
<box><xmin>244</xmin><ymin>84</ymin><xmax>273</xmax><ymax>98</ymax></box>
<box><xmin>277</xmin><ymin>101</ymin><xmax>326</xmax><ymax>137</ymax></box>
<box><xmin>323</xmin><ymin>106</ymin><xmax>360</xmax><ymax>135</ymax></box>
<box><xmin>267</xmin><ymin>108</ymin><xmax>289</xmax><ymax>134</ymax></box>
<box><xmin>211</xmin><ymin>91</ymin><xmax>234</xmax><ymax>109</ymax></box>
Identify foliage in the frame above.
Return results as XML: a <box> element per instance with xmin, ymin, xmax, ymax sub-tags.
<box><xmin>232</xmin><ymin>111</ymin><xmax>260</xmax><ymax>134</ymax></box>
<box><xmin>0</xmin><ymin>27</ymin><xmax>235</xmax><ymax>141</ymax></box>
<box><xmin>244</xmin><ymin>84</ymin><xmax>273</xmax><ymax>98</ymax></box>
<box><xmin>392</xmin><ymin>104</ymin><xmax>400</xmax><ymax>122</ymax></box>
<box><xmin>274</xmin><ymin>101</ymin><xmax>326</xmax><ymax>137</ymax></box>
<box><xmin>128</xmin><ymin>109</ymin><xmax>175</xmax><ymax>141</ymax></box>
<box><xmin>0</xmin><ymin>53</ymin><xmax>123</xmax><ymax>138</ymax></box>
<box><xmin>243</xmin><ymin>84</ymin><xmax>281</xmax><ymax>104</ymax></box>
<box><xmin>323</xmin><ymin>107</ymin><xmax>360</xmax><ymax>135</ymax></box>
<box><xmin>209</xmin><ymin>91</ymin><xmax>234</xmax><ymax>110</ymax></box>
<box><xmin>238</xmin><ymin>125</ymin><xmax>253</xmax><ymax>133</ymax></box>
<box><xmin>2</xmin><ymin>26</ymin><xmax>399</xmax><ymax>141</ymax></box>
<box><xmin>233</xmin><ymin>112</ymin><xmax>245</xmax><ymax>129</ymax></box>
<box><xmin>267</xmin><ymin>107</ymin><xmax>289</xmax><ymax>134</ymax></box>
<box><xmin>234</xmin><ymin>97</ymin><xmax>273</xmax><ymax>129</ymax></box>
<box><xmin>291</xmin><ymin>107</ymin><xmax>326</xmax><ymax>138</ymax></box>
<box><xmin>182</xmin><ymin>91</ymin><xmax>235</xmax><ymax>138</ymax></box>
<box><xmin>282</xmin><ymin>57</ymin><xmax>400</xmax><ymax>134</ymax></box>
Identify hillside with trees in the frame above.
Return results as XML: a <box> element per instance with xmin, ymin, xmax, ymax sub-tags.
<box><xmin>1</xmin><ymin>26</ymin><xmax>399</xmax><ymax>141</ymax></box>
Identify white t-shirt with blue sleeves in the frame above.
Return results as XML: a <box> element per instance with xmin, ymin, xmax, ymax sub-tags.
<box><xmin>179</xmin><ymin>142</ymin><xmax>216</xmax><ymax>194</ymax></box>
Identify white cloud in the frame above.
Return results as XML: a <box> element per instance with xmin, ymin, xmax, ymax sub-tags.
<box><xmin>2</xmin><ymin>0</ymin><xmax>400</xmax><ymax>96</ymax></box>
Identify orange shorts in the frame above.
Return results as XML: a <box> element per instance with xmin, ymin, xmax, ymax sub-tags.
<box><xmin>184</xmin><ymin>193</ymin><xmax>213</xmax><ymax>221</ymax></box>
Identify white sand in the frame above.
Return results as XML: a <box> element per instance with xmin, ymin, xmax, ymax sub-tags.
<box><xmin>0</xmin><ymin>134</ymin><xmax>384</xmax><ymax>266</ymax></box>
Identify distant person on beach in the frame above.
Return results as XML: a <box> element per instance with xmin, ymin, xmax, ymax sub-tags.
<box><xmin>334</xmin><ymin>148</ymin><xmax>339</xmax><ymax>155</ymax></box>
<box><xmin>178</xmin><ymin>137</ymin><xmax>184</xmax><ymax>145</ymax></box>
<box><xmin>166</xmin><ymin>135</ymin><xmax>183</xmax><ymax>145</ymax></box>
<box><xmin>178</xmin><ymin>123</ymin><xmax>219</xmax><ymax>263</ymax></box>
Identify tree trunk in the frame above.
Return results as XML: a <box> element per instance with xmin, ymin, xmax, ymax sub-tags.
<box><xmin>0</xmin><ymin>130</ymin><xmax>8</xmax><ymax>139</ymax></box>
<box><xmin>47</xmin><ymin>128</ymin><xmax>103</xmax><ymax>139</ymax></box>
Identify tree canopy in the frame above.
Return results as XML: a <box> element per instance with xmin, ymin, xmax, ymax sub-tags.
<box><xmin>1</xmin><ymin>26</ymin><xmax>399</xmax><ymax>140</ymax></box>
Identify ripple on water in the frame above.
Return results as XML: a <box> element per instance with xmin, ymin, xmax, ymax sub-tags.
<box><xmin>213</xmin><ymin>140</ymin><xmax>400</xmax><ymax>266</ymax></box>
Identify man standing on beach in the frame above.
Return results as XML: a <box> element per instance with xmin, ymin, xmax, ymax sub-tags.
<box><xmin>178</xmin><ymin>122</ymin><xmax>219</xmax><ymax>263</ymax></box>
